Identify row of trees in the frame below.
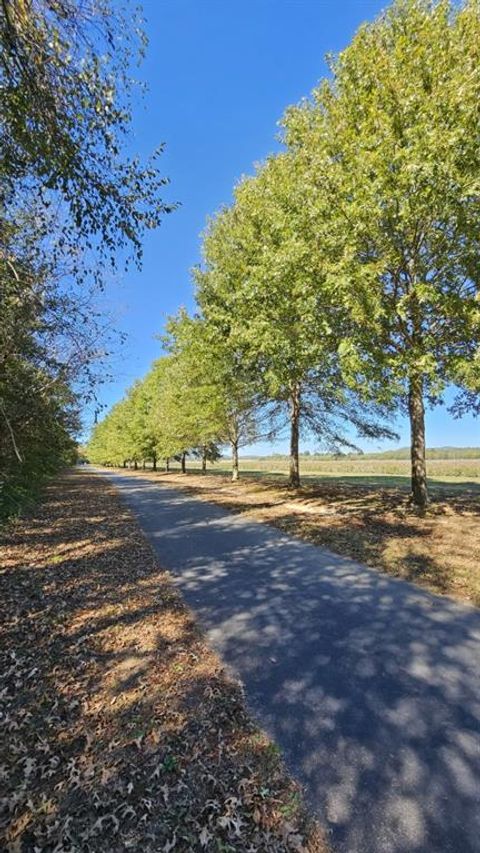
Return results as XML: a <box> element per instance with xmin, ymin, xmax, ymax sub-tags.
<box><xmin>88</xmin><ymin>316</ymin><xmax>261</xmax><ymax>480</ymax></box>
<box><xmin>1</xmin><ymin>0</ymin><xmax>170</xmax><ymax>519</ymax></box>
<box><xmin>90</xmin><ymin>0</ymin><xmax>480</xmax><ymax>510</ymax></box>
<box><xmin>88</xmin><ymin>299</ymin><xmax>397</xmax><ymax>482</ymax></box>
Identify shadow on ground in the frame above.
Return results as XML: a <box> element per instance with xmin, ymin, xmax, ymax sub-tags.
<box><xmin>118</xmin><ymin>465</ymin><xmax>480</xmax><ymax>605</ymax></box>
<box><xmin>106</xmin><ymin>472</ymin><xmax>480</xmax><ymax>853</ymax></box>
<box><xmin>1</xmin><ymin>474</ymin><xmax>322</xmax><ymax>852</ymax></box>
<box><xmin>151</xmin><ymin>464</ymin><xmax>480</xmax><ymax>496</ymax></box>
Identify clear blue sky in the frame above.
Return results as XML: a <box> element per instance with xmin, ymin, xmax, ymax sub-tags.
<box><xmin>92</xmin><ymin>0</ymin><xmax>479</xmax><ymax>453</ymax></box>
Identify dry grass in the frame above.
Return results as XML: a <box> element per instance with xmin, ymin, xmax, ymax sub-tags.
<box><xmin>120</xmin><ymin>468</ymin><xmax>480</xmax><ymax>607</ymax></box>
<box><xmin>166</xmin><ymin>455</ymin><xmax>480</xmax><ymax>486</ymax></box>
<box><xmin>0</xmin><ymin>471</ymin><xmax>325</xmax><ymax>852</ymax></box>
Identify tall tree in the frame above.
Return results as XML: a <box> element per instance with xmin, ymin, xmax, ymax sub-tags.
<box><xmin>88</xmin><ymin>401</ymin><xmax>127</xmax><ymax>467</ymax></box>
<box><xmin>197</xmin><ymin>156</ymin><xmax>395</xmax><ymax>486</ymax></box>
<box><xmin>284</xmin><ymin>0</ymin><xmax>480</xmax><ymax>509</ymax></box>
<box><xmin>1</xmin><ymin>0</ymin><xmax>172</xmax><ymax>279</ymax></box>
<box><xmin>0</xmin><ymin>211</ymin><xmax>86</xmax><ymax>518</ymax></box>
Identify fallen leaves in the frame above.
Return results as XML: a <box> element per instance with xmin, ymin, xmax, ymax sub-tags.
<box><xmin>0</xmin><ymin>471</ymin><xmax>325</xmax><ymax>852</ymax></box>
<box><xmin>127</xmin><ymin>468</ymin><xmax>480</xmax><ymax>606</ymax></box>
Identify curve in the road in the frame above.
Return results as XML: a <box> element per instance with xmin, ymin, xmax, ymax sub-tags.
<box><xmin>96</xmin><ymin>471</ymin><xmax>480</xmax><ymax>853</ymax></box>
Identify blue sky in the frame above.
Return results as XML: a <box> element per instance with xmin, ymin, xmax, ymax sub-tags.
<box><xmin>93</xmin><ymin>0</ymin><xmax>479</xmax><ymax>453</ymax></box>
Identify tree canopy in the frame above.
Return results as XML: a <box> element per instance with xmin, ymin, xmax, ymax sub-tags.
<box><xmin>1</xmin><ymin>0</ymin><xmax>172</xmax><ymax>520</ymax></box>
<box><xmin>89</xmin><ymin>0</ymin><xmax>478</xmax><ymax>507</ymax></box>
<box><xmin>283</xmin><ymin>0</ymin><xmax>480</xmax><ymax>505</ymax></box>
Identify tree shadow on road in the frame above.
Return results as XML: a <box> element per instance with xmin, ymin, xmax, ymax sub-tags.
<box><xmin>120</xmin><ymin>477</ymin><xmax>480</xmax><ymax>853</ymax></box>
<box><xmin>136</xmin><ymin>468</ymin><xmax>480</xmax><ymax>606</ymax></box>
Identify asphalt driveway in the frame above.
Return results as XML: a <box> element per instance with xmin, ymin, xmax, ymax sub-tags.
<box><xmin>96</xmin><ymin>470</ymin><xmax>480</xmax><ymax>853</ymax></box>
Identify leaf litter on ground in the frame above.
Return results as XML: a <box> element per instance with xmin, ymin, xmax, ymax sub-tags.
<box><xmin>0</xmin><ymin>471</ymin><xmax>326</xmax><ymax>852</ymax></box>
<box><xmin>123</xmin><ymin>468</ymin><xmax>480</xmax><ymax>606</ymax></box>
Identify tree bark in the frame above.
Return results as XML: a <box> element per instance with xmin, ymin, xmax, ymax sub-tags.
<box><xmin>408</xmin><ymin>374</ymin><xmax>428</xmax><ymax>511</ymax></box>
<box><xmin>152</xmin><ymin>452</ymin><xmax>157</xmax><ymax>471</ymax></box>
<box><xmin>288</xmin><ymin>384</ymin><xmax>301</xmax><ymax>488</ymax></box>
<box><xmin>202</xmin><ymin>445</ymin><xmax>207</xmax><ymax>473</ymax></box>
<box><xmin>165</xmin><ymin>457</ymin><xmax>170</xmax><ymax>473</ymax></box>
<box><xmin>142</xmin><ymin>460</ymin><xmax>145</xmax><ymax>470</ymax></box>
<box><xmin>134</xmin><ymin>460</ymin><xmax>138</xmax><ymax>471</ymax></box>
<box><xmin>123</xmin><ymin>460</ymin><xmax>127</xmax><ymax>468</ymax></box>
<box><xmin>232</xmin><ymin>443</ymin><xmax>239</xmax><ymax>481</ymax></box>
<box><xmin>181</xmin><ymin>451</ymin><xmax>186</xmax><ymax>474</ymax></box>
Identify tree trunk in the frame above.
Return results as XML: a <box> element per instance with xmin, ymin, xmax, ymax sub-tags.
<box><xmin>288</xmin><ymin>384</ymin><xmax>301</xmax><ymax>488</ymax></box>
<box><xmin>165</xmin><ymin>457</ymin><xmax>170</xmax><ymax>473</ymax></box>
<box><xmin>123</xmin><ymin>460</ymin><xmax>127</xmax><ymax>468</ymax></box>
<box><xmin>408</xmin><ymin>374</ymin><xmax>428</xmax><ymax>511</ymax></box>
<box><xmin>134</xmin><ymin>460</ymin><xmax>138</xmax><ymax>471</ymax></box>
<box><xmin>202</xmin><ymin>445</ymin><xmax>207</xmax><ymax>473</ymax></box>
<box><xmin>231</xmin><ymin>438</ymin><xmax>239</xmax><ymax>481</ymax></box>
<box><xmin>181</xmin><ymin>451</ymin><xmax>186</xmax><ymax>474</ymax></box>
<box><xmin>152</xmin><ymin>452</ymin><xmax>157</xmax><ymax>471</ymax></box>
<box><xmin>142</xmin><ymin>460</ymin><xmax>145</xmax><ymax>470</ymax></box>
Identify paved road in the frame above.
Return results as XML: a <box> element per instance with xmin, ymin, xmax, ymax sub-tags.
<box><xmin>98</xmin><ymin>470</ymin><xmax>480</xmax><ymax>853</ymax></box>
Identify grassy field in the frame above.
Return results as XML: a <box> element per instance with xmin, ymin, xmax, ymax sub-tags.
<box><xmin>166</xmin><ymin>454</ymin><xmax>480</xmax><ymax>493</ymax></box>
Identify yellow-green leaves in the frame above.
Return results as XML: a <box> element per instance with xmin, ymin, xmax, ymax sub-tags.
<box><xmin>283</xmin><ymin>0</ymin><xmax>480</xmax><ymax>399</ymax></box>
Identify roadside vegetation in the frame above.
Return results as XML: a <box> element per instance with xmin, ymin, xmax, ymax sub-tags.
<box><xmin>0</xmin><ymin>0</ymin><xmax>172</xmax><ymax>522</ymax></box>
<box><xmin>89</xmin><ymin>0</ymin><xmax>480</xmax><ymax>513</ymax></box>
<box><xmin>0</xmin><ymin>471</ymin><xmax>325</xmax><ymax>852</ymax></box>
<box><xmin>2</xmin><ymin>0</ymin><xmax>479</xmax><ymax>847</ymax></box>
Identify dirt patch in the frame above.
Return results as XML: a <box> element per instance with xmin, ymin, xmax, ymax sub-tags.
<box><xmin>0</xmin><ymin>471</ymin><xmax>325</xmax><ymax>852</ymax></box>
<box><xmin>117</xmin><ymin>468</ymin><xmax>480</xmax><ymax>607</ymax></box>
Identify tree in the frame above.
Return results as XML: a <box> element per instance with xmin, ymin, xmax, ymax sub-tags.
<box><xmin>0</xmin><ymin>0</ymin><xmax>173</xmax><ymax>517</ymax></box>
<box><xmin>0</xmin><ymin>226</ymin><xmax>80</xmax><ymax>519</ymax></box>
<box><xmin>197</xmin><ymin>156</ymin><xmax>396</xmax><ymax>486</ymax></box>
<box><xmin>0</xmin><ymin>210</ymin><xmax>88</xmax><ymax>518</ymax></box>
<box><xmin>1</xmin><ymin>0</ymin><xmax>172</xmax><ymax>279</ymax></box>
<box><xmin>88</xmin><ymin>345</ymin><xmax>242</xmax><ymax>479</ymax></box>
<box><xmin>284</xmin><ymin>0</ymin><xmax>480</xmax><ymax>509</ymax></box>
<box><xmin>88</xmin><ymin>398</ymin><xmax>132</xmax><ymax>468</ymax></box>
<box><xmin>125</xmin><ymin>380</ymin><xmax>159</xmax><ymax>469</ymax></box>
<box><xmin>164</xmin><ymin>311</ymin><xmax>262</xmax><ymax>481</ymax></box>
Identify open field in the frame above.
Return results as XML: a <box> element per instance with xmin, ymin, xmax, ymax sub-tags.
<box><xmin>165</xmin><ymin>455</ymin><xmax>480</xmax><ymax>494</ymax></box>
<box><xmin>113</xmin><ymin>464</ymin><xmax>480</xmax><ymax>607</ymax></box>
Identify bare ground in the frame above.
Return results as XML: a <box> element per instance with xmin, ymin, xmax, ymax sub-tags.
<box><xmin>118</xmin><ymin>468</ymin><xmax>480</xmax><ymax>607</ymax></box>
<box><xmin>0</xmin><ymin>471</ymin><xmax>325</xmax><ymax>853</ymax></box>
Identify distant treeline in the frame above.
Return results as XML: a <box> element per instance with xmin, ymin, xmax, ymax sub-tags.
<box><xmin>248</xmin><ymin>448</ymin><xmax>480</xmax><ymax>461</ymax></box>
<box><xmin>364</xmin><ymin>447</ymin><xmax>480</xmax><ymax>460</ymax></box>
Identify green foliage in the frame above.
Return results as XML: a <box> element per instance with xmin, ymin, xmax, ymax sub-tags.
<box><xmin>0</xmin><ymin>353</ymin><xmax>78</xmax><ymax>521</ymax></box>
<box><xmin>196</xmin><ymin>154</ymin><xmax>397</xmax><ymax>484</ymax></box>
<box><xmin>0</xmin><ymin>0</ymin><xmax>171</xmax><ymax>520</ymax></box>
<box><xmin>165</xmin><ymin>310</ymin><xmax>264</xmax><ymax>463</ymax></box>
<box><xmin>87</xmin><ymin>316</ymin><xmax>262</xmax><ymax>479</ymax></box>
<box><xmin>0</xmin><ymin>209</ymin><xmax>81</xmax><ymax>521</ymax></box>
<box><xmin>1</xmin><ymin>0</ymin><xmax>173</xmax><ymax>278</ymax></box>
<box><xmin>90</xmin><ymin>0</ymin><xmax>479</xmax><ymax>507</ymax></box>
<box><xmin>282</xmin><ymin>0</ymin><xmax>480</xmax><ymax>504</ymax></box>
<box><xmin>284</xmin><ymin>0</ymin><xmax>480</xmax><ymax>396</ymax></box>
